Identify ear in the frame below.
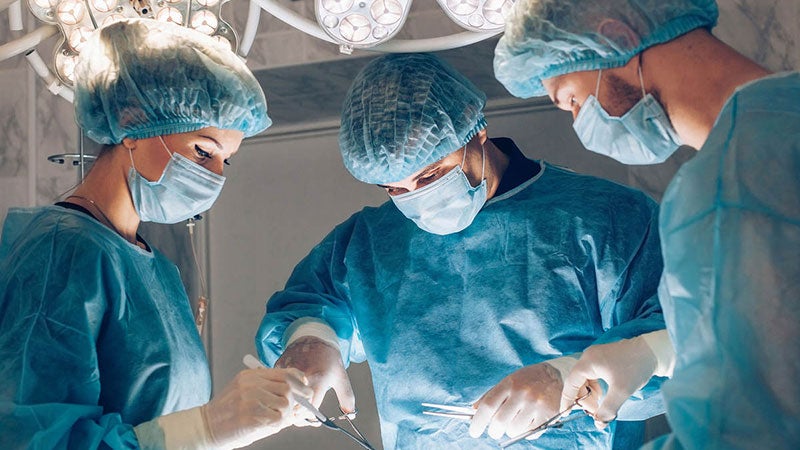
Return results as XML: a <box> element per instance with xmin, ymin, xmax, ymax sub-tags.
<box><xmin>597</xmin><ymin>18</ymin><xmax>640</xmax><ymax>50</ymax></box>
<box><xmin>475</xmin><ymin>127</ymin><xmax>488</xmax><ymax>145</ymax></box>
<box><xmin>121</xmin><ymin>138</ymin><xmax>137</xmax><ymax>151</ymax></box>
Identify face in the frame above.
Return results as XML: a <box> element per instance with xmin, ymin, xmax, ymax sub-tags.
<box><xmin>124</xmin><ymin>127</ymin><xmax>244</xmax><ymax>181</ymax></box>
<box><xmin>542</xmin><ymin>69</ymin><xmax>643</xmax><ymax>120</ymax></box>
<box><xmin>378</xmin><ymin>139</ymin><xmax>484</xmax><ymax>196</ymax></box>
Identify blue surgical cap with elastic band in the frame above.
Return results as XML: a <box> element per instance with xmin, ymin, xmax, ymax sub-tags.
<box><xmin>339</xmin><ymin>53</ymin><xmax>488</xmax><ymax>185</ymax></box>
<box><xmin>74</xmin><ymin>18</ymin><xmax>271</xmax><ymax>144</ymax></box>
<box><xmin>494</xmin><ymin>0</ymin><xmax>718</xmax><ymax>99</ymax></box>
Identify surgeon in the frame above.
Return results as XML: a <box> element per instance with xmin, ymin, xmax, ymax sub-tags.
<box><xmin>0</xmin><ymin>19</ymin><xmax>312</xmax><ymax>450</ymax></box>
<box><xmin>256</xmin><ymin>53</ymin><xmax>672</xmax><ymax>449</ymax></box>
<box><xmin>494</xmin><ymin>0</ymin><xmax>800</xmax><ymax>448</ymax></box>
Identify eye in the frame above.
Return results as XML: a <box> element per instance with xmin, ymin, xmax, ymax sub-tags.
<box><xmin>569</xmin><ymin>96</ymin><xmax>578</xmax><ymax>106</ymax></box>
<box><xmin>224</xmin><ymin>159</ymin><xmax>231</xmax><ymax>166</ymax></box>
<box><xmin>195</xmin><ymin>146</ymin><xmax>212</xmax><ymax>160</ymax></box>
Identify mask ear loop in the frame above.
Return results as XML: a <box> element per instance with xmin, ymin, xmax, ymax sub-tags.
<box><xmin>595</xmin><ymin>69</ymin><xmax>603</xmax><ymax>99</ymax></box>
<box><xmin>637</xmin><ymin>53</ymin><xmax>646</xmax><ymax>98</ymax></box>
<box><xmin>157</xmin><ymin>135</ymin><xmax>175</xmax><ymax>157</ymax></box>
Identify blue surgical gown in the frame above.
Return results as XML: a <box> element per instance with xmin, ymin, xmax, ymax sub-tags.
<box><xmin>646</xmin><ymin>72</ymin><xmax>800</xmax><ymax>450</ymax></box>
<box><xmin>0</xmin><ymin>206</ymin><xmax>211</xmax><ymax>449</ymax></box>
<box><xmin>258</xmin><ymin>156</ymin><xmax>667</xmax><ymax>450</ymax></box>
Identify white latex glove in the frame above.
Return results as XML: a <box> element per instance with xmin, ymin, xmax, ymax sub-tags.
<box><xmin>133</xmin><ymin>367</ymin><xmax>312</xmax><ymax>450</ymax></box>
<box><xmin>469</xmin><ymin>356</ymin><xmax>579</xmax><ymax>441</ymax></box>
<box><xmin>559</xmin><ymin>330</ymin><xmax>675</xmax><ymax>429</ymax></box>
<box><xmin>276</xmin><ymin>335</ymin><xmax>356</xmax><ymax>426</ymax></box>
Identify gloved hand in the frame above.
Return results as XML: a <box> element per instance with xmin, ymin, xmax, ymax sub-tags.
<box><xmin>133</xmin><ymin>367</ymin><xmax>312</xmax><ymax>450</ymax></box>
<box><xmin>559</xmin><ymin>330</ymin><xmax>675</xmax><ymax>429</ymax></box>
<box><xmin>276</xmin><ymin>335</ymin><xmax>356</xmax><ymax>426</ymax></box>
<box><xmin>469</xmin><ymin>356</ymin><xmax>579</xmax><ymax>440</ymax></box>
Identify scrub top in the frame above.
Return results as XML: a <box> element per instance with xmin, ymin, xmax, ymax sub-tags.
<box><xmin>0</xmin><ymin>205</ymin><xmax>211</xmax><ymax>449</ymax></box>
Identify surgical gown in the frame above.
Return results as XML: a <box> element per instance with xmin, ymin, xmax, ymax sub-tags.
<box><xmin>647</xmin><ymin>72</ymin><xmax>800</xmax><ymax>450</ymax></box>
<box><xmin>0</xmin><ymin>206</ymin><xmax>211</xmax><ymax>449</ymax></box>
<box><xmin>258</xmin><ymin>142</ymin><xmax>667</xmax><ymax>450</ymax></box>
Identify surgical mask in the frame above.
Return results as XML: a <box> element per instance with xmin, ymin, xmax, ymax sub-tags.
<box><xmin>127</xmin><ymin>136</ymin><xmax>225</xmax><ymax>224</ymax></box>
<box><xmin>391</xmin><ymin>144</ymin><xmax>487</xmax><ymax>235</ymax></box>
<box><xmin>573</xmin><ymin>66</ymin><xmax>682</xmax><ymax>165</ymax></box>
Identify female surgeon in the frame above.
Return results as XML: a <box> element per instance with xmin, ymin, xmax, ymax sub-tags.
<box><xmin>0</xmin><ymin>18</ymin><xmax>311</xmax><ymax>450</ymax></box>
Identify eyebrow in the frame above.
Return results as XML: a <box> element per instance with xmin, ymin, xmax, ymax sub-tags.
<box><xmin>376</xmin><ymin>164</ymin><xmax>443</xmax><ymax>190</ymax></box>
<box><xmin>199</xmin><ymin>134</ymin><xmax>223</xmax><ymax>150</ymax></box>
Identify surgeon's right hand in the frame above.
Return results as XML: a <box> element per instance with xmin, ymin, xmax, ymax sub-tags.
<box><xmin>276</xmin><ymin>335</ymin><xmax>356</xmax><ymax>418</ymax></box>
<box><xmin>133</xmin><ymin>367</ymin><xmax>312</xmax><ymax>450</ymax></box>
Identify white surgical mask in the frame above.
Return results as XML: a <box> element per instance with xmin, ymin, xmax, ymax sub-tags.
<box><xmin>391</xmin><ymin>144</ymin><xmax>487</xmax><ymax>235</ymax></box>
<box><xmin>573</xmin><ymin>66</ymin><xmax>682</xmax><ymax>165</ymax></box>
<box><xmin>127</xmin><ymin>136</ymin><xmax>225</xmax><ymax>224</ymax></box>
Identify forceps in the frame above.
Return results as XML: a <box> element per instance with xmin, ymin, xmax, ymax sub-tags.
<box><xmin>421</xmin><ymin>387</ymin><xmax>593</xmax><ymax>448</ymax></box>
<box><xmin>499</xmin><ymin>387</ymin><xmax>593</xmax><ymax>448</ymax></box>
<box><xmin>243</xmin><ymin>355</ymin><xmax>377</xmax><ymax>450</ymax></box>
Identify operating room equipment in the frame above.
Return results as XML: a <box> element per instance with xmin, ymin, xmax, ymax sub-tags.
<box><xmin>498</xmin><ymin>387</ymin><xmax>593</xmax><ymax>448</ymax></box>
<box><xmin>243</xmin><ymin>354</ymin><xmax>377</xmax><ymax>450</ymax></box>
<box><xmin>421</xmin><ymin>402</ymin><xmax>477</xmax><ymax>421</ymax></box>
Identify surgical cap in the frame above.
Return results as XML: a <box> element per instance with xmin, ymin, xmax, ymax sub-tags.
<box><xmin>339</xmin><ymin>53</ymin><xmax>487</xmax><ymax>184</ymax></box>
<box><xmin>74</xmin><ymin>19</ymin><xmax>271</xmax><ymax>144</ymax></box>
<box><xmin>494</xmin><ymin>0</ymin><xmax>718</xmax><ymax>98</ymax></box>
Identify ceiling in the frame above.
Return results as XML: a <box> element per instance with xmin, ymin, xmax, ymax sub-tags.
<box><xmin>253</xmin><ymin>37</ymin><xmax>527</xmax><ymax>133</ymax></box>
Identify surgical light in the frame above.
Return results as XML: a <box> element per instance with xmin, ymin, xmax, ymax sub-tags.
<box><xmin>190</xmin><ymin>10</ymin><xmax>218</xmax><ymax>35</ymax></box>
<box><xmin>155</xmin><ymin>7</ymin><xmax>183</xmax><ymax>25</ymax></box>
<box><xmin>436</xmin><ymin>0</ymin><xmax>514</xmax><ymax>32</ymax></box>
<box><xmin>91</xmin><ymin>0</ymin><xmax>117</xmax><ymax>13</ymax></box>
<box><xmin>55</xmin><ymin>0</ymin><xmax>85</xmax><ymax>26</ymax></box>
<box><xmin>315</xmin><ymin>0</ymin><xmax>412</xmax><ymax>50</ymax></box>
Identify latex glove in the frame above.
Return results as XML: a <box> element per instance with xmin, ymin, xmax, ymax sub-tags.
<box><xmin>276</xmin><ymin>335</ymin><xmax>356</xmax><ymax>425</ymax></box>
<box><xmin>470</xmin><ymin>357</ymin><xmax>578</xmax><ymax>441</ymax></box>
<box><xmin>559</xmin><ymin>330</ymin><xmax>675</xmax><ymax>429</ymax></box>
<box><xmin>133</xmin><ymin>368</ymin><xmax>312</xmax><ymax>450</ymax></box>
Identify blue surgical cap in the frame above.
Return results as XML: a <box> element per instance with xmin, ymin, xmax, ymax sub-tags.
<box><xmin>494</xmin><ymin>0</ymin><xmax>718</xmax><ymax>98</ymax></box>
<box><xmin>339</xmin><ymin>53</ymin><xmax>487</xmax><ymax>184</ymax></box>
<box><xmin>74</xmin><ymin>19</ymin><xmax>271</xmax><ymax>144</ymax></box>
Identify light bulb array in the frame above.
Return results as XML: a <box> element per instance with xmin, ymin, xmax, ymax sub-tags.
<box><xmin>25</xmin><ymin>0</ymin><xmax>237</xmax><ymax>85</ymax></box>
<box><xmin>436</xmin><ymin>0</ymin><xmax>514</xmax><ymax>32</ymax></box>
<box><xmin>315</xmin><ymin>0</ymin><xmax>412</xmax><ymax>50</ymax></box>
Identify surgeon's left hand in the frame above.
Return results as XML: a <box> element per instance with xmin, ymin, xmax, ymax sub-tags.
<box><xmin>559</xmin><ymin>331</ymin><xmax>675</xmax><ymax>429</ymax></box>
<box><xmin>469</xmin><ymin>357</ymin><xmax>578</xmax><ymax>440</ymax></box>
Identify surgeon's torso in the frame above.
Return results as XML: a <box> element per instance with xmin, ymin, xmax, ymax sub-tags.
<box><xmin>342</xmin><ymin>164</ymin><xmax>653</xmax><ymax>449</ymax></box>
<box><xmin>0</xmin><ymin>206</ymin><xmax>211</xmax><ymax>426</ymax></box>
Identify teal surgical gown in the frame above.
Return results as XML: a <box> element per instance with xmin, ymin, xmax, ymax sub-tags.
<box><xmin>258</xmin><ymin>144</ymin><xmax>667</xmax><ymax>450</ymax></box>
<box><xmin>0</xmin><ymin>206</ymin><xmax>211</xmax><ymax>449</ymax></box>
<box><xmin>646</xmin><ymin>72</ymin><xmax>800</xmax><ymax>450</ymax></box>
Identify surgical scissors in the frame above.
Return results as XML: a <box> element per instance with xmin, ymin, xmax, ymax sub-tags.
<box><xmin>243</xmin><ymin>355</ymin><xmax>377</xmax><ymax>450</ymax></box>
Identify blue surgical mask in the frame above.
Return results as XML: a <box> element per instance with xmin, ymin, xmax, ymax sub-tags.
<box><xmin>573</xmin><ymin>67</ymin><xmax>682</xmax><ymax>165</ymax></box>
<box><xmin>128</xmin><ymin>136</ymin><xmax>225</xmax><ymax>224</ymax></box>
<box><xmin>391</xmin><ymin>144</ymin><xmax>487</xmax><ymax>235</ymax></box>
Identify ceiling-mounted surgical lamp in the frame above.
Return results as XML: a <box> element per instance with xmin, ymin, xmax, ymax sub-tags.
<box><xmin>436</xmin><ymin>0</ymin><xmax>514</xmax><ymax>32</ymax></box>
<box><xmin>315</xmin><ymin>0</ymin><xmax>412</xmax><ymax>51</ymax></box>
<box><xmin>24</xmin><ymin>0</ymin><xmax>238</xmax><ymax>86</ymax></box>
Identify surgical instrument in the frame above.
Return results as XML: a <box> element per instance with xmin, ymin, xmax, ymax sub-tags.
<box><xmin>499</xmin><ymin>387</ymin><xmax>593</xmax><ymax>447</ymax></box>
<box><xmin>243</xmin><ymin>354</ymin><xmax>377</xmax><ymax>450</ymax></box>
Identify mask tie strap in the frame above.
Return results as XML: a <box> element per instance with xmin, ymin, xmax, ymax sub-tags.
<box><xmin>460</xmin><ymin>144</ymin><xmax>468</xmax><ymax>167</ymax></box>
<box><xmin>595</xmin><ymin>69</ymin><xmax>603</xmax><ymax>98</ymax></box>
<box><xmin>637</xmin><ymin>53</ymin><xmax>646</xmax><ymax>98</ymax></box>
<box><xmin>158</xmin><ymin>135</ymin><xmax>174</xmax><ymax>157</ymax></box>
<box><xmin>480</xmin><ymin>141</ymin><xmax>486</xmax><ymax>181</ymax></box>
<box><xmin>127</xmin><ymin>145</ymin><xmax>137</xmax><ymax>172</ymax></box>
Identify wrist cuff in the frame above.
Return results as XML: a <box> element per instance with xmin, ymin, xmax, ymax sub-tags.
<box><xmin>134</xmin><ymin>407</ymin><xmax>213</xmax><ymax>450</ymax></box>
<box><xmin>641</xmin><ymin>330</ymin><xmax>675</xmax><ymax>377</ymax></box>
<box><xmin>546</xmin><ymin>353</ymin><xmax>582</xmax><ymax>381</ymax></box>
<box><xmin>284</xmin><ymin>318</ymin><xmax>341</xmax><ymax>351</ymax></box>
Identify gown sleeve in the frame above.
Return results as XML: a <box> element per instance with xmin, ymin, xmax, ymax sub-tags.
<box><xmin>256</xmin><ymin>215</ymin><xmax>362</xmax><ymax>368</ymax></box>
<box><xmin>587</xmin><ymin>193</ymin><xmax>668</xmax><ymax>421</ymax></box>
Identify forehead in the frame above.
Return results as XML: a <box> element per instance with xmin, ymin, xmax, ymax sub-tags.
<box><xmin>543</xmin><ymin>71</ymin><xmax>601</xmax><ymax>96</ymax></box>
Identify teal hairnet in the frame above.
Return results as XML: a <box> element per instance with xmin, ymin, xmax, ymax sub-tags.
<box><xmin>494</xmin><ymin>0</ymin><xmax>718</xmax><ymax>98</ymax></box>
<box><xmin>74</xmin><ymin>19</ymin><xmax>271</xmax><ymax>144</ymax></box>
<box><xmin>339</xmin><ymin>53</ymin><xmax>487</xmax><ymax>184</ymax></box>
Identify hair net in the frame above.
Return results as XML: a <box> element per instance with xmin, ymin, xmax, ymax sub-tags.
<box><xmin>339</xmin><ymin>53</ymin><xmax>487</xmax><ymax>184</ymax></box>
<box><xmin>74</xmin><ymin>19</ymin><xmax>271</xmax><ymax>144</ymax></box>
<box><xmin>494</xmin><ymin>0</ymin><xmax>718</xmax><ymax>98</ymax></box>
